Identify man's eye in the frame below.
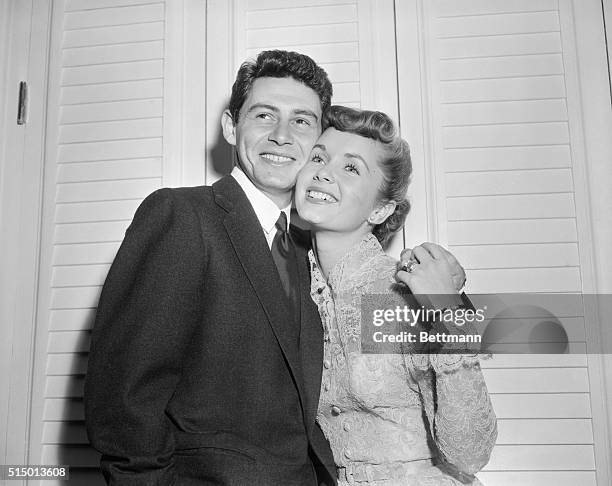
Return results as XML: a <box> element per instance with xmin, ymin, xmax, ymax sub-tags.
<box><xmin>256</xmin><ymin>113</ymin><xmax>273</xmax><ymax>120</ymax></box>
<box><xmin>295</xmin><ymin>118</ymin><xmax>311</xmax><ymax>126</ymax></box>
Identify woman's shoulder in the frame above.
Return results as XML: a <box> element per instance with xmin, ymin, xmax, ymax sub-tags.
<box><xmin>364</xmin><ymin>252</ymin><xmax>404</xmax><ymax>294</ymax></box>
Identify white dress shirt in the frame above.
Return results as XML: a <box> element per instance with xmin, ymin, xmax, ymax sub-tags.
<box><xmin>231</xmin><ymin>166</ymin><xmax>292</xmax><ymax>249</ymax></box>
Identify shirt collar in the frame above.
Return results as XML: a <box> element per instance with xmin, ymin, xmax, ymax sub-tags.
<box><xmin>231</xmin><ymin>166</ymin><xmax>291</xmax><ymax>234</ymax></box>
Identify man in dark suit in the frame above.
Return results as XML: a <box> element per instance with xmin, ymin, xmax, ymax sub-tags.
<box><xmin>85</xmin><ymin>50</ymin><xmax>337</xmax><ymax>486</ymax></box>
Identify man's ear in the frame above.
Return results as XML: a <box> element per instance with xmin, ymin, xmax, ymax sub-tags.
<box><xmin>368</xmin><ymin>200</ymin><xmax>397</xmax><ymax>225</ymax></box>
<box><xmin>221</xmin><ymin>110</ymin><xmax>237</xmax><ymax>146</ymax></box>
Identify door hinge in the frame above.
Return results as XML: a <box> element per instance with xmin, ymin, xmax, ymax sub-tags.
<box><xmin>17</xmin><ymin>81</ymin><xmax>28</xmax><ymax>125</ymax></box>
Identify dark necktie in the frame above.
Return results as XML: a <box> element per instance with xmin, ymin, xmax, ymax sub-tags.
<box><xmin>271</xmin><ymin>212</ymin><xmax>300</xmax><ymax>326</ymax></box>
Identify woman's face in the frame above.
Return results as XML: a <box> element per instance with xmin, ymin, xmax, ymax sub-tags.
<box><xmin>295</xmin><ymin>127</ymin><xmax>389</xmax><ymax>235</ymax></box>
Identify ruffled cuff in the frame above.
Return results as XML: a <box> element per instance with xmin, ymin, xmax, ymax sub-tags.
<box><xmin>408</xmin><ymin>353</ymin><xmax>483</xmax><ymax>374</ymax></box>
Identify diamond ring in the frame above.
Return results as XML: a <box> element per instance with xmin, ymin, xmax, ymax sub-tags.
<box><xmin>400</xmin><ymin>260</ymin><xmax>418</xmax><ymax>273</ymax></box>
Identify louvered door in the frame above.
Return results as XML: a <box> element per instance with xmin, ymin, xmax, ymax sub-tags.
<box><xmin>395</xmin><ymin>0</ymin><xmax>610</xmax><ymax>484</ymax></box>
<box><xmin>27</xmin><ymin>1</ymin><xmax>168</xmax><ymax>484</ymax></box>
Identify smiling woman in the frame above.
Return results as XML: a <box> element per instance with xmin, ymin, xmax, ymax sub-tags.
<box><xmin>296</xmin><ymin>106</ymin><xmax>412</xmax><ymax>250</ymax></box>
<box><xmin>296</xmin><ymin>106</ymin><xmax>497</xmax><ymax>485</ymax></box>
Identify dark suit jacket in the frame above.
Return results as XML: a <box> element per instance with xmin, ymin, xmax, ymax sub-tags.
<box><xmin>84</xmin><ymin>176</ymin><xmax>336</xmax><ymax>486</ymax></box>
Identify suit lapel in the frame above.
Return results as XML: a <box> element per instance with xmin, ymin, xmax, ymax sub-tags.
<box><xmin>293</xmin><ymin>229</ymin><xmax>324</xmax><ymax>435</ymax></box>
<box><xmin>212</xmin><ymin>176</ymin><xmax>307</xmax><ymax>411</ymax></box>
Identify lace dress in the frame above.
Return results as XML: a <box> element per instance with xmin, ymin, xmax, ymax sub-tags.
<box><xmin>310</xmin><ymin>234</ymin><xmax>497</xmax><ymax>486</ymax></box>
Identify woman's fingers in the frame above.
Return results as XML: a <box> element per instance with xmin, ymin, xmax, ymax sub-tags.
<box><xmin>412</xmin><ymin>245</ymin><xmax>434</xmax><ymax>264</ymax></box>
<box><xmin>400</xmin><ymin>248</ymin><xmax>413</xmax><ymax>263</ymax></box>
<box><xmin>421</xmin><ymin>242</ymin><xmax>446</xmax><ymax>260</ymax></box>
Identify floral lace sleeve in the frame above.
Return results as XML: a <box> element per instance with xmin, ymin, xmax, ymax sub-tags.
<box><xmin>406</xmin><ymin>351</ymin><xmax>497</xmax><ymax>477</ymax></box>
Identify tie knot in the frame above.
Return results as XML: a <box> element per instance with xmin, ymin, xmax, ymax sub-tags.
<box><xmin>275</xmin><ymin>211</ymin><xmax>288</xmax><ymax>233</ymax></box>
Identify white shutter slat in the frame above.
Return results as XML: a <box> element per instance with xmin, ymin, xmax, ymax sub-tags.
<box><xmin>440</xmin><ymin>53</ymin><xmax>564</xmax><ymax>80</ymax></box>
<box><xmin>439</xmin><ymin>32</ymin><xmax>561</xmax><ymax>60</ymax></box>
<box><xmin>480</xmin><ymin>352</ymin><xmax>587</xmax><ymax>368</ymax></box>
<box><xmin>53</xmin><ymin>242</ymin><xmax>121</xmax><ymax>266</ymax></box>
<box><xmin>58</xmin><ymin>121</ymin><xmax>158</xmax><ymax>147</ymax></box>
<box><xmin>246</xmin><ymin>42</ymin><xmax>359</xmax><ymax>64</ymax></box>
<box><xmin>50</xmin><ymin>287</ymin><xmax>100</xmax><ymax>310</ymax></box>
<box><xmin>468</xmin><ymin>267</ymin><xmax>581</xmax><ymax>292</ymax></box>
<box><xmin>433</xmin><ymin>0</ymin><xmax>557</xmax><ymax>18</ymax></box>
<box><xmin>248</xmin><ymin>23</ymin><xmax>358</xmax><ymax>48</ymax></box>
<box><xmin>45</xmin><ymin>376</ymin><xmax>86</xmax><ymax>398</ymax></box>
<box><xmin>247</xmin><ymin>0</ymin><xmax>354</xmax><ymax>10</ymax></box>
<box><xmin>43</xmin><ymin>398</ymin><xmax>85</xmax><ymax>421</ymax></box>
<box><xmin>62</xmin><ymin>60</ymin><xmax>163</xmax><ymax>86</ymax></box>
<box><xmin>56</xmin><ymin>178</ymin><xmax>160</xmax><ymax>203</ymax></box>
<box><xmin>52</xmin><ymin>264</ymin><xmax>112</xmax><ymax>288</ymax></box>
<box><xmin>61</xmin><ymin>99</ymin><xmax>162</xmax><ymax>124</ymax></box>
<box><xmin>441</xmin><ymin>76</ymin><xmax>566</xmax><ymax>103</ymax></box>
<box><xmin>477</xmin><ymin>471</ymin><xmax>596</xmax><ymax>486</ymax></box>
<box><xmin>57</xmin><ymin>159</ymin><xmax>161</xmax><ymax>183</ymax></box>
<box><xmin>319</xmin><ymin>61</ymin><xmax>359</xmax><ymax>83</ymax></box>
<box><xmin>54</xmin><ymin>221</ymin><xmax>130</xmax><ymax>244</ymax></box>
<box><xmin>443</xmin><ymin>145</ymin><xmax>571</xmax><ymax>171</ymax></box>
<box><xmin>448</xmin><ymin>219</ymin><xmax>577</xmax><ymax>245</ymax></box>
<box><xmin>443</xmin><ymin>122</ymin><xmax>569</xmax><ymax>148</ymax></box>
<box><xmin>59</xmin><ymin>118</ymin><xmax>162</xmax><ymax>144</ymax></box>
<box><xmin>62</xmin><ymin>41</ymin><xmax>163</xmax><ymax>67</ymax></box>
<box><xmin>483</xmin><ymin>368</ymin><xmax>589</xmax><ymax>394</ymax></box>
<box><xmin>485</xmin><ymin>444</ymin><xmax>595</xmax><ymax>471</ymax></box>
<box><xmin>496</xmin><ymin>418</ymin><xmax>593</xmax><ymax>445</ymax></box>
<box><xmin>444</xmin><ymin>122</ymin><xmax>569</xmax><ymax>148</ymax></box>
<box><xmin>48</xmin><ymin>332</ymin><xmax>91</xmax><ymax>353</ymax></box>
<box><xmin>446</xmin><ymin>168</ymin><xmax>573</xmax><ymax>197</ymax></box>
<box><xmin>450</xmin><ymin>243</ymin><xmax>580</xmax><ymax>269</ymax></box>
<box><xmin>332</xmin><ymin>82</ymin><xmax>360</xmax><ymax>104</ymax></box>
<box><xmin>61</xmin><ymin>79</ymin><xmax>163</xmax><ymax>105</ymax></box>
<box><xmin>50</xmin><ymin>309</ymin><xmax>97</xmax><ymax>331</ymax></box>
<box><xmin>65</xmin><ymin>0</ymin><xmax>159</xmax><ymax>11</ymax></box>
<box><xmin>47</xmin><ymin>354</ymin><xmax>88</xmax><ymax>376</ymax></box>
<box><xmin>64</xmin><ymin>3</ymin><xmax>164</xmax><ymax>30</ymax></box>
<box><xmin>442</xmin><ymin>99</ymin><xmax>568</xmax><ymax>126</ymax></box>
<box><xmin>447</xmin><ymin>193</ymin><xmax>576</xmax><ymax>220</ymax></box>
<box><xmin>58</xmin><ymin>138</ymin><xmax>162</xmax><ymax>163</ymax></box>
<box><xmin>63</xmin><ymin>22</ymin><xmax>164</xmax><ymax>48</ymax></box>
<box><xmin>490</xmin><ymin>393</ymin><xmax>591</xmax><ymax>419</ymax></box>
<box><xmin>437</xmin><ymin>11</ymin><xmax>560</xmax><ymax>38</ymax></box>
<box><xmin>56</xmin><ymin>200</ymin><xmax>141</xmax><ymax>223</ymax></box>
<box><xmin>247</xmin><ymin>4</ymin><xmax>357</xmax><ymax>29</ymax></box>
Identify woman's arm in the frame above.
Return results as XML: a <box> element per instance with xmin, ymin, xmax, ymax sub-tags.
<box><xmin>414</xmin><ymin>354</ymin><xmax>498</xmax><ymax>475</ymax></box>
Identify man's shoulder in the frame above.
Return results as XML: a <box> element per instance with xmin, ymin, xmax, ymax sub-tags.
<box><xmin>159</xmin><ymin>184</ymin><xmax>212</xmax><ymax>202</ymax></box>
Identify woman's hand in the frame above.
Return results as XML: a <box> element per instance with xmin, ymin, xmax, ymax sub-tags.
<box><xmin>396</xmin><ymin>243</ymin><xmax>464</xmax><ymax>309</ymax></box>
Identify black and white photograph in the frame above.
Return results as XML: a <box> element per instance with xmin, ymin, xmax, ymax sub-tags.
<box><xmin>1</xmin><ymin>1</ymin><xmax>611</xmax><ymax>485</ymax></box>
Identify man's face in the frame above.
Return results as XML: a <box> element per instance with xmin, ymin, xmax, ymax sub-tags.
<box><xmin>222</xmin><ymin>77</ymin><xmax>322</xmax><ymax>205</ymax></box>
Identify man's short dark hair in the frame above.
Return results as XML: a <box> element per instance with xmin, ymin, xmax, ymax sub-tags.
<box><xmin>228</xmin><ymin>50</ymin><xmax>333</xmax><ymax>123</ymax></box>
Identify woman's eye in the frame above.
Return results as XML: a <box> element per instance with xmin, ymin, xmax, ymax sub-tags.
<box><xmin>345</xmin><ymin>163</ymin><xmax>360</xmax><ymax>174</ymax></box>
<box><xmin>311</xmin><ymin>154</ymin><xmax>324</xmax><ymax>164</ymax></box>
